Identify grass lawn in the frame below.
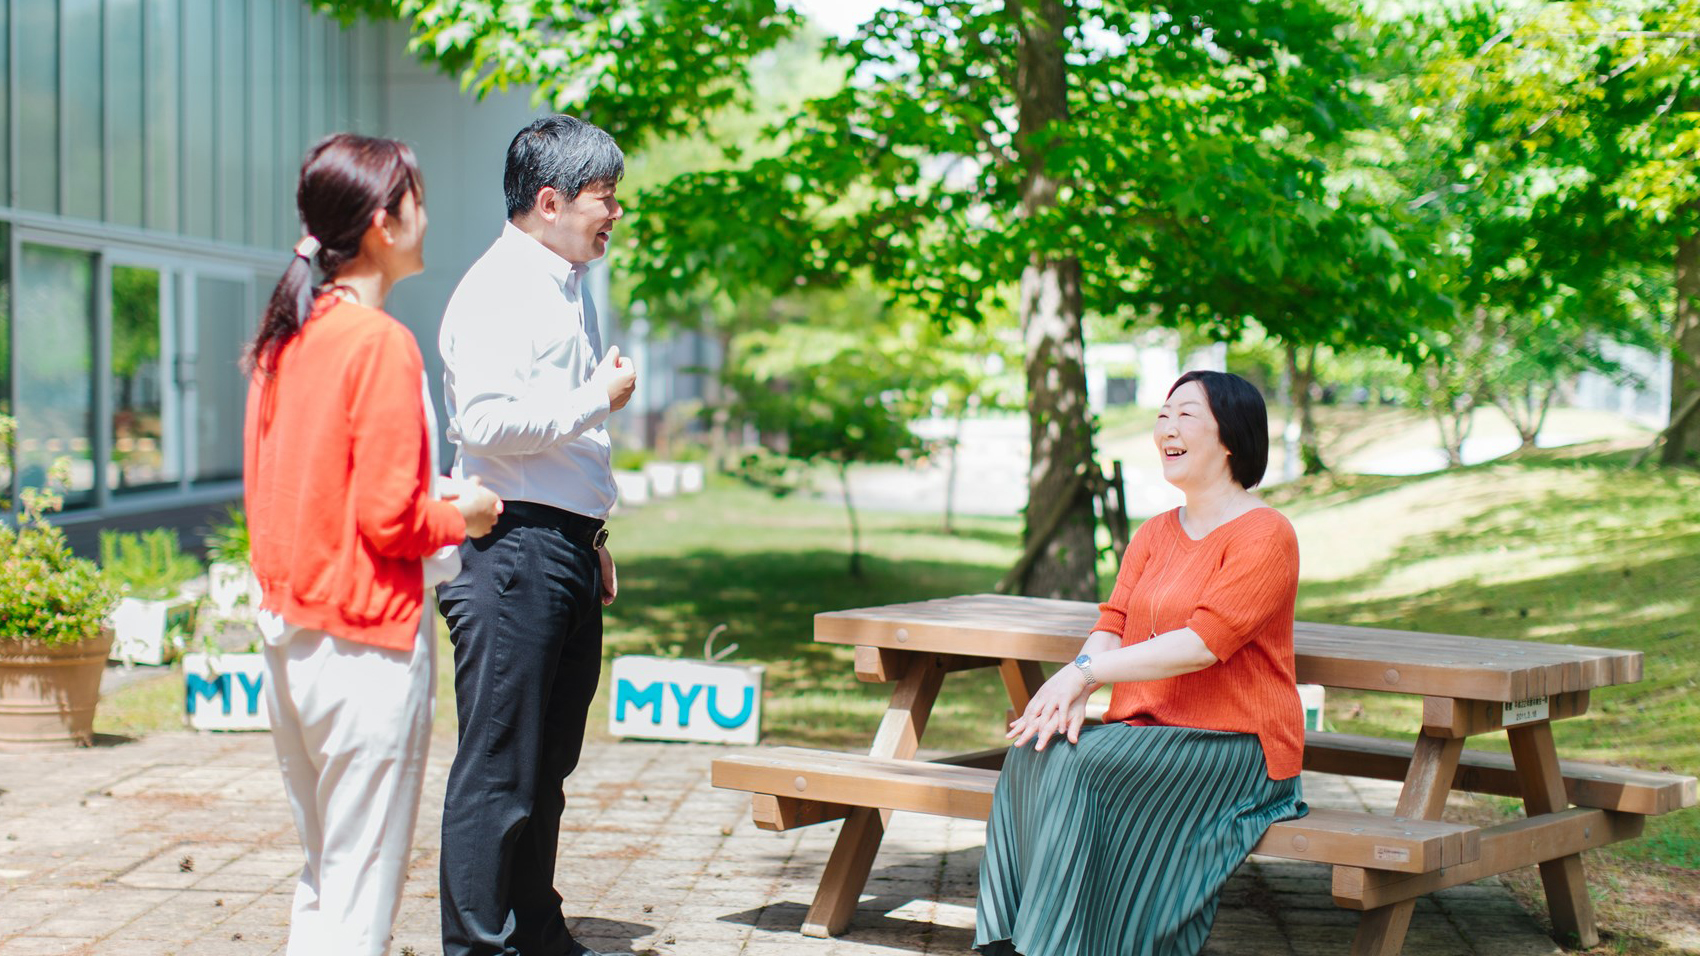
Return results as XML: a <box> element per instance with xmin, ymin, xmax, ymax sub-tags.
<box><xmin>1269</xmin><ymin>445</ymin><xmax>1700</xmax><ymax>953</ymax></box>
<box><xmin>589</xmin><ymin>481</ymin><xmax>1025</xmax><ymax>754</ymax></box>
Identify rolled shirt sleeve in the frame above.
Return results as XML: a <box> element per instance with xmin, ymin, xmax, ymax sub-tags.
<box><xmin>1184</xmin><ymin>519</ymin><xmax>1300</xmax><ymax>662</ymax></box>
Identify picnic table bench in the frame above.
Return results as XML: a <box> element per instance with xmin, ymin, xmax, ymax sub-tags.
<box><xmin>712</xmin><ymin>594</ymin><xmax>1697</xmax><ymax>956</ymax></box>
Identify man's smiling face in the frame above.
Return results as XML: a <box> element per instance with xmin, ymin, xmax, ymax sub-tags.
<box><xmin>550</xmin><ymin>180</ymin><xmax>623</xmax><ymax>265</ymax></box>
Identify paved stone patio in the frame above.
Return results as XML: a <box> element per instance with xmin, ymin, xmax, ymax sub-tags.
<box><xmin>0</xmin><ymin>730</ymin><xmax>1562</xmax><ymax>955</ymax></box>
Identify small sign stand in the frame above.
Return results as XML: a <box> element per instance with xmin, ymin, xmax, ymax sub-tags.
<box><xmin>609</xmin><ymin>625</ymin><xmax>764</xmax><ymax>745</ymax></box>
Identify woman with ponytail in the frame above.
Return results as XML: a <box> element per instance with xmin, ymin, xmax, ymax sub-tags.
<box><xmin>243</xmin><ymin>133</ymin><xmax>502</xmax><ymax>956</ymax></box>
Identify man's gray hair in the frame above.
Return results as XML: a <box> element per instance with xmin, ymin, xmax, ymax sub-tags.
<box><xmin>504</xmin><ymin>114</ymin><xmax>625</xmax><ymax>219</ymax></box>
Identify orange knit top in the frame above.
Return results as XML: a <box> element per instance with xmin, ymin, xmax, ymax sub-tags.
<box><xmin>1094</xmin><ymin>506</ymin><xmax>1304</xmax><ymax>779</ymax></box>
<box><xmin>245</xmin><ymin>296</ymin><xmax>466</xmax><ymax>651</ymax></box>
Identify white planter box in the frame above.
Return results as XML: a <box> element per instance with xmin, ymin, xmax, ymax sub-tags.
<box><xmin>207</xmin><ymin>562</ymin><xmax>258</xmax><ymax>615</ymax></box>
<box><xmin>1298</xmin><ymin>683</ymin><xmax>1326</xmax><ymax>732</ymax></box>
<box><xmin>609</xmin><ymin>656</ymin><xmax>764</xmax><ymax>745</ymax></box>
<box><xmin>678</xmin><ymin>462</ymin><xmax>706</xmax><ymax>494</ymax></box>
<box><xmin>613</xmin><ymin>469</ymin><xmax>650</xmax><ymax>507</ymax></box>
<box><xmin>643</xmin><ymin>462</ymin><xmax>682</xmax><ymax>497</ymax></box>
<box><xmin>182</xmin><ymin>651</ymin><xmax>270</xmax><ymax>731</ymax></box>
<box><xmin>109</xmin><ymin>596</ymin><xmax>196</xmax><ymax>666</ymax></box>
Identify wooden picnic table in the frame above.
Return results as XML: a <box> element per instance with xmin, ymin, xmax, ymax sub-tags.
<box><xmin>713</xmin><ymin>593</ymin><xmax>1697</xmax><ymax>956</ymax></box>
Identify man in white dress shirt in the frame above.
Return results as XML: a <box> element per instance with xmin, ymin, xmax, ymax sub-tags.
<box><xmin>436</xmin><ymin>114</ymin><xmax>636</xmax><ymax>956</ymax></box>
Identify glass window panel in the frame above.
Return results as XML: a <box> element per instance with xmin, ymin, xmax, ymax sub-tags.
<box><xmin>63</xmin><ymin>0</ymin><xmax>104</xmax><ymax>222</ymax></box>
<box><xmin>217</xmin><ymin>0</ymin><xmax>246</xmax><ymax>244</ymax></box>
<box><xmin>181</xmin><ymin>1</ymin><xmax>215</xmax><ymax>238</ymax></box>
<box><xmin>144</xmin><ymin>0</ymin><xmax>180</xmax><ymax>233</ymax></box>
<box><xmin>108</xmin><ymin>0</ymin><xmax>146</xmax><ymax>228</ymax></box>
<box><xmin>192</xmin><ymin>275</ymin><xmax>247</xmax><ymax>482</ymax></box>
<box><xmin>16</xmin><ymin>0</ymin><xmax>60</xmax><ymax>212</ymax></box>
<box><xmin>110</xmin><ymin>265</ymin><xmax>177</xmax><ymax>492</ymax></box>
<box><xmin>16</xmin><ymin>243</ymin><xmax>96</xmax><ymax>509</ymax></box>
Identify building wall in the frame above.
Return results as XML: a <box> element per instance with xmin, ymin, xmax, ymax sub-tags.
<box><xmin>1</xmin><ymin>0</ymin><xmax>385</xmax><ymax>540</ymax></box>
<box><xmin>3</xmin><ymin>1</ymin><xmax>681</xmax><ymax>549</ymax></box>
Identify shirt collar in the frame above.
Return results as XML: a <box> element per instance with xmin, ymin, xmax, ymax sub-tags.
<box><xmin>500</xmin><ymin>221</ymin><xmax>591</xmax><ymax>294</ymax></box>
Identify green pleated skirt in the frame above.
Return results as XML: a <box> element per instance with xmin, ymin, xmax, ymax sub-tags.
<box><xmin>975</xmin><ymin>722</ymin><xmax>1305</xmax><ymax>956</ymax></box>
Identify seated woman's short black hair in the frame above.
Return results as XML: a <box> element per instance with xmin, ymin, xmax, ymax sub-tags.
<box><xmin>1168</xmin><ymin>370</ymin><xmax>1269</xmax><ymax>489</ymax></box>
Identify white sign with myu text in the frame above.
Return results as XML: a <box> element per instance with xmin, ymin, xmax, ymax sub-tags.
<box><xmin>182</xmin><ymin>652</ymin><xmax>270</xmax><ymax>731</ymax></box>
<box><xmin>1502</xmin><ymin>696</ymin><xmax>1550</xmax><ymax>727</ymax></box>
<box><xmin>609</xmin><ymin>656</ymin><xmax>764</xmax><ymax>745</ymax></box>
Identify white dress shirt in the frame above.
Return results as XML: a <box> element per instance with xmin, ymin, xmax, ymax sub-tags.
<box><xmin>439</xmin><ymin>222</ymin><xmax>617</xmax><ymax>519</ymax></box>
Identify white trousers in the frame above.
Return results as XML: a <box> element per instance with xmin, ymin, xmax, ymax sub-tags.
<box><xmin>263</xmin><ymin>609</ymin><xmax>435</xmax><ymax>956</ymax></box>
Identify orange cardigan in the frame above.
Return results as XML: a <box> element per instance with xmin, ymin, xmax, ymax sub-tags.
<box><xmin>1094</xmin><ymin>507</ymin><xmax>1304</xmax><ymax>779</ymax></box>
<box><xmin>244</xmin><ymin>296</ymin><xmax>466</xmax><ymax>651</ymax></box>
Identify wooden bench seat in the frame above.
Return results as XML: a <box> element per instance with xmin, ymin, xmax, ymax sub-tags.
<box><xmin>713</xmin><ymin>747</ymin><xmax>1481</xmax><ymax>874</ymax></box>
<box><xmin>1304</xmin><ymin>731</ymin><xmax>1698</xmax><ymax>816</ymax></box>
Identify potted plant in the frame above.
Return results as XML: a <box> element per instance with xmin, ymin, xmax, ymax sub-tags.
<box><xmin>204</xmin><ymin>506</ymin><xmax>258</xmax><ymax>615</ymax></box>
<box><xmin>102</xmin><ymin>529</ymin><xmax>203</xmax><ymax>666</ymax></box>
<box><xmin>0</xmin><ymin>416</ymin><xmax>122</xmax><ymax>751</ymax></box>
<box><xmin>612</xmin><ymin>448</ymin><xmax>652</xmax><ymax>507</ymax></box>
<box><xmin>642</xmin><ymin>459</ymin><xmax>683</xmax><ymax>497</ymax></box>
<box><xmin>672</xmin><ymin>443</ymin><xmax>709</xmax><ymax>494</ymax></box>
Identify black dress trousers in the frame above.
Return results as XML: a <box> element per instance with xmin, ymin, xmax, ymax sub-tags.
<box><xmin>438</xmin><ymin>504</ymin><xmax>604</xmax><ymax>956</ymax></box>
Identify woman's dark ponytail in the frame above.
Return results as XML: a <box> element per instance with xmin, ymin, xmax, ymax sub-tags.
<box><xmin>246</xmin><ymin>134</ymin><xmax>424</xmax><ymax>376</ymax></box>
<box><xmin>249</xmin><ymin>239</ymin><xmax>319</xmax><ymax>376</ymax></box>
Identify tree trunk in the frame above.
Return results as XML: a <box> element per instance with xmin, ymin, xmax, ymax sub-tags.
<box><xmin>837</xmin><ymin>460</ymin><xmax>863</xmax><ymax>577</ymax></box>
<box><xmin>1493</xmin><ymin>380</ymin><xmax>1554</xmax><ymax>451</ymax></box>
<box><xmin>709</xmin><ymin>325</ymin><xmax>735</xmax><ymax>472</ymax></box>
<box><xmin>1280</xmin><ymin>344</ymin><xmax>1300</xmax><ymax>482</ymax></box>
<box><xmin>1298</xmin><ymin>344</ymin><xmax>1326</xmax><ymax>475</ymax></box>
<box><xmin>1662</xmin><ymin>210</ymin><xmax>1700</xmax><ymax>467</ymax></box>
<box><xmin>1426</xmin><ymin>358</ymin><xmax>1474</xmax><ymax>468</ymax></box>
<box><xmin>1011</xmin><ymin>0</ymin><xmax>1096</xmax><ymax>601</ymax></box>
<box><xmin>943</xmin><ymin>408</ymin><xmax>964</xmax><ymax>534</ymax></box>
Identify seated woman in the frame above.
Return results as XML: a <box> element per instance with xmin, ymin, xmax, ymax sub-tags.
<box><xmin>976</xmin><ymin>370</ymin><xmax>1306</xmax><ymax>956</ymax></box>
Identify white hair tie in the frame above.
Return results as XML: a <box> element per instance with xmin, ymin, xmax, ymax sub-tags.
<box><xmin>293</xmin><ymin>235</ymin><xmax>321</xmax><ymax>260</ymax></box>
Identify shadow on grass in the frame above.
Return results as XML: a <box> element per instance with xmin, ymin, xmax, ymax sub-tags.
<box><xmin>887</xmin><ymin>524</ymin><xmax>1024</xmax><ymax>548</ymax></box>
<box><xmin>601</xmin><ymin>546</ymin><xmax>1021</xmax><ymax>754</ymax></box>
<box><xmin>606</xmin><ymin>547</ymin><xmax>1007</xmax><ymax>670</ymax></box>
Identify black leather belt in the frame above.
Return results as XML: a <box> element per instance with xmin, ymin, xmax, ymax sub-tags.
<box><xmin>501</xmin><ymin>500</ymin><xmax>609</xmax><ymax>550</ymax></box>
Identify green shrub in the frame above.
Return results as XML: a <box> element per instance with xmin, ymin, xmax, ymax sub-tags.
<box><xmin>0</xmin><ymin>416</ymin><xmax>120</xmax><ymax>646</ymax></box>
<box><xmin>205</xmin><ymin>506</ymin><xmax>250</xmax><ymax>565</ymax></box>
<box><xmin>612</xmin><ymin>447</ymin><xmax>653</xmax><ymax>471</ymax></box>
<box><xmin>669</xmin><ymin>442</ymin><xmax>710</xmax><ymax>463</ymax></box>
<box><xmin>100</xmin><ymin>529</ymin><xmax>203</xmax><ymax>601</ymax></box>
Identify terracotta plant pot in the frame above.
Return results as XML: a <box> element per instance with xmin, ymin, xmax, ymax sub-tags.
<box><xmin>0</xmin><ymin>630</ymin><xmax>115</xmax><ymax>752</ymax></box>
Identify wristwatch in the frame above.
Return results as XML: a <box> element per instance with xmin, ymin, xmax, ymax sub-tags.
<box><xmin>1072</xmin><ymin>653</ymin><xmax>1098</xmax><ymax>687</ymax></box>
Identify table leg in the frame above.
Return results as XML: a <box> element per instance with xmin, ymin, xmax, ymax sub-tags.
<box><xmin>802</xmin><ymin>652</ymin><xmax>948</xmax><ymax>937</ymax></box>
<box><xmin>1508</xmin><ymin>720</ymin><xmax>1598</xmax><ymax>948</ymax></box>
<box><xmin>1350</xmin><ymin>732</ymin><xmax>1465</xmax><ymax>956</ymax></box>
<box><xmin>999</xmin><ymin>658</ymin><xmax>1046</xmax><ymax>717</ymax></box>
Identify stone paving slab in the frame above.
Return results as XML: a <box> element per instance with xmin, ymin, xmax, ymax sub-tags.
<box><xmin>0</xmin><ymin>731</ymin><xmax>1562</xmax><ymax>955</ymax></box>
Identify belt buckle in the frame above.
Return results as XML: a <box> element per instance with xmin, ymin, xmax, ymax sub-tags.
<box><xmin>591</xmin><ymin>526</ymin><xmax>609</xmax><ymax>550</ymax></box>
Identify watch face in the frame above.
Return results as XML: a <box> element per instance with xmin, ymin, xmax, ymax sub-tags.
<box><xmin>1075</xmin><ymin>654</ymin><xmax>1090</xmax><ymax>666</ymax></box>
<box><xmin>592</xmin><ymin>527</ymin><xmax>609</xmax><ymax>550</ymax></box>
